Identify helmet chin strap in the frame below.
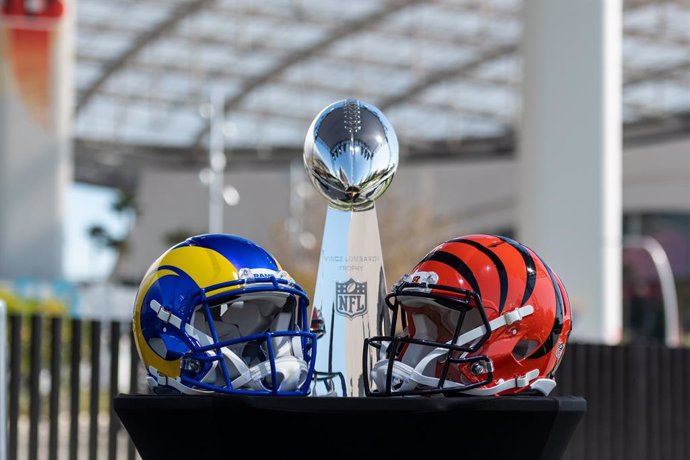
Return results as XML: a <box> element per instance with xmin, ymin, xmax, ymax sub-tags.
<box><xmin>192</xmin><ymin>325</ymin><xmax>309</xmax><ymax>393</ymax></box>
<box><xmin>371</xmin><ymin>305</ymin><xmax>554</xmax><ymax>395</ymax></box>
<box><xmin>221</xmin><ymin>347</ymin><xmax>308</xmax><ymax>392</ymax></box>
<box><xmin>461</xmin><ymin>371</ymin><xmax>556</xmax><ymax>396</ymax></box>
<box><xmin>147</xmin><ymin>351</ymin><xmax>309</xmax><ymax>394</ymax></box>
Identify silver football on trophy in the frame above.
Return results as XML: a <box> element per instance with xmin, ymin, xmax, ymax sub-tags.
<box><xmin>303</xmin><ymin>99</ymin><xmax>399</xmax><ymax>212</ymax></box>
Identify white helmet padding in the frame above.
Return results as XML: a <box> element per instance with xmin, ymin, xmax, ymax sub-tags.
<box><xmin>189</xmin><ymin>292</ymin><xmax>309</xmax><ymax>393</ymax></box>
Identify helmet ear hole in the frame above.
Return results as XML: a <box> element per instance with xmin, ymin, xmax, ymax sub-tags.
<box><xmin>148</xmin><ymin>338</ymin><xmax>167</xmax><ymax>359</ymax></box>
<box><xmin>512</xmin><ymin>340</ymin><xmax>539</xmax><ymax>361</ymax></box>
<box><xmin>149</xmin><ymin>335</ymin><xmax>188</xmax><ymax>360</ymax></box>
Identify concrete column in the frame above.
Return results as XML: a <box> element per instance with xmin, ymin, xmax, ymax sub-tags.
<box><xmin>0</xmin><ymin>0</ymin><xmax>74</xmax><ymax>280</ymax></box>
<box><xmin>518</xmin><ymin>0</ymin><xmax>622</xmax><ymax>344</ymax></box>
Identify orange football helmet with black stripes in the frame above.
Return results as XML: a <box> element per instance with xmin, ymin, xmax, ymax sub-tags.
<box><xmin>364</xmin><ymin>234</ymin><xmax>572</xmax><ymax>397</ymax></box>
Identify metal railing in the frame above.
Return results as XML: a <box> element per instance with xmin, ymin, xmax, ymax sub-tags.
<box><xmin>6</xmin><ymin>314</ymin><xmax>142</xmax><ymax>460</ymax></box>
<box><xmin>554</xmin><ymin>341</ymin><xmax>689</xmax><ymax>460</ymax></box>
<box><xmin>4</xmin><ymin>312</ymin><xmax>689</xmax><ymax>459</ymax></box>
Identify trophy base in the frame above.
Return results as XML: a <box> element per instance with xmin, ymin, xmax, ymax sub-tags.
<box><xmin>114</xmin><ymin>393</ymin><xmax>585</xmax><ymax>460</ymax></box>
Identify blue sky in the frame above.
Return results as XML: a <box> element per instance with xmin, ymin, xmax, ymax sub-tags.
<box><xmin>63</xmin><ymin>182</ymin><xmax>128</xmax><ymax>282</ymax></box>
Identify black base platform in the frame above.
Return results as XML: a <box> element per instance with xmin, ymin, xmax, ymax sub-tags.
<box><xmin>114</xmin><ymin>393</ymin><xmax>586</xmax><ymax>460</ymax></box>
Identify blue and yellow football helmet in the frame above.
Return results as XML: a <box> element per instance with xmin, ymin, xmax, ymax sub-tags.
<box><xmin>132</xmin><ymin>233</ymin><xmax>317</xmax><ymax>395</ymax></box>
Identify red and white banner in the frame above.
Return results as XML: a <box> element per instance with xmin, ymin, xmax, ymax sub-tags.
<box><xmin>0</xmin><ymin>0</ymin><xmax>73</xmax><ymax>280</ymax></box>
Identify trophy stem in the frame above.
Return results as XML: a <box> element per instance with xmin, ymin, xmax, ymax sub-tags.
<box><xmin>311</xmin><ymin>206</ymin><xmax>389</xmax><ymax>397</ymax></box>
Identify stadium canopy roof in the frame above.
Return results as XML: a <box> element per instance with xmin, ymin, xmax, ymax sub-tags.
<box><xmin>73</xmin><ymin>0</ymin><xmax>690</xmax><ymax>189</ymax></box>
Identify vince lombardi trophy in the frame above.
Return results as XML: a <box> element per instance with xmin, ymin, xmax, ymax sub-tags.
<box><xmin>303</xmin><ymin>99</ymin><xmax>399</xmax><ymax>397</ymax></box>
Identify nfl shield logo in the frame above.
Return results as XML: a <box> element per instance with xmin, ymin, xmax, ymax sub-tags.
<box><xmin>335</xmin><ymin>278</ymin><xmax>368</xmax><ymax>319</ymax></box>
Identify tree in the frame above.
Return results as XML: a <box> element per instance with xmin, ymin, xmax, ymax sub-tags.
<box><xmin>87</xmin><ymin>189</ymin><xmax>140</xmax><ymax>283</ymax></box>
